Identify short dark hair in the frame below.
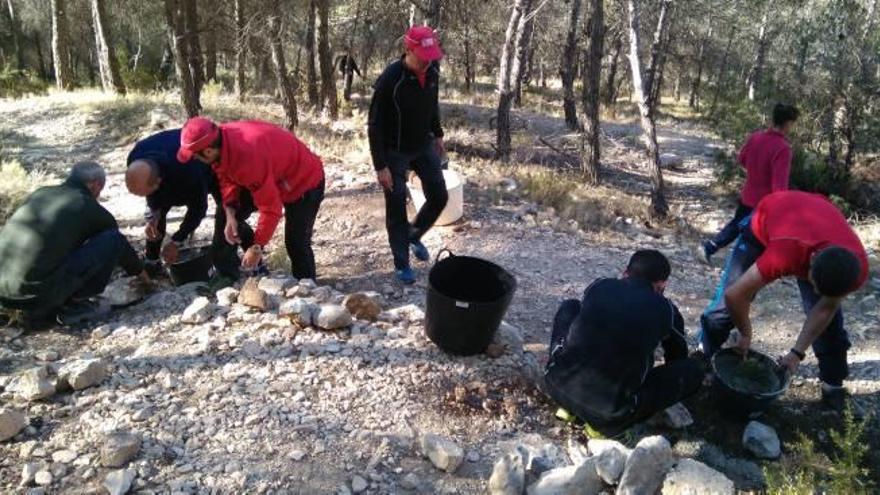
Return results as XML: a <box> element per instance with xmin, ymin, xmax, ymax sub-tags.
<box><xmin>811</xmin><ymin>246</ymin><xmax>861</xmax><ymax>297</ymax></box>
<box><xmin>626</xmin><ymin>249</ymin><xmax>671</xmax><ymax>283</ymax></box>
<box><xmin>772</xmin><ymin>103</ymin><xmax>800</xmax><ymax>127</ymax></box>
<box><xmin>209</xmin><ymin>132</ymin><xmax>222</xmax><ymax>150</ymax></box>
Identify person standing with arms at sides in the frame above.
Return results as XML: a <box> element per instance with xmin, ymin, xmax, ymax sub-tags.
<box><xmin>368</xmin><ymin>26</ymin><xmax>449</xmax><ymax>284</ymax></box>
<box><xmin>702</xmin><ymin>103</ymin><xmax>799</xmax><ymax>263</ymax></box>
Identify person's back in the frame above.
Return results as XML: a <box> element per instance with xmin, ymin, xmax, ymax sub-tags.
<box><xmin>739</xmin><ymin>128</ymin><xmax>791</xmax><ymax>207</ymax></box>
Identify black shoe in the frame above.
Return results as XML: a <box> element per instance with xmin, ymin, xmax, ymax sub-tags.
<box><xmin>820</xmin><ymin>384</ymin><xmax>864</xmax><ymax>419</ymax></box>
<box><xmin>57</xmin><ymin>299</ymin><xmax>109</xmax><ymax>326</ymax></box>
<box><xmin>702</xmin><ymin>241</ymin><xmax>717</xmax><ymax>264</ymax></box>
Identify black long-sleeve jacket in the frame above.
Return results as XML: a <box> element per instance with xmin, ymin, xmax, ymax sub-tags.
<box><xmin>545</xmin><ymin>277</ymin><xmax>688</xmax><ymax>420</ymax></box>
<box><xmin>367</xmin><ymin>58</ymin><xmax>443</xmax><ymax>171</ymax></box>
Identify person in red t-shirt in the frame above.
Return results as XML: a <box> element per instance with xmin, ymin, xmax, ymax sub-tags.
<box><xmin>699</xmin><ymin>191</ymin><xmax>869</xmax><ymax>412</ymax></box>
<box><xmin>177</xmin><ymin>117</ymin><xmax>325</xmax><ymax>281</ymax></box>
<box><xmin>702</xmin><ymin>104</ymin><xmax>799</xmax><ymax>263</ymax></box>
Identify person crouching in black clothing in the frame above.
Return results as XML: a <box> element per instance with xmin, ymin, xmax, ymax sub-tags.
<box><xmin>544</xmin><ymin>250</ymin><xmax>703</xmax><ymax>437</ymax></box>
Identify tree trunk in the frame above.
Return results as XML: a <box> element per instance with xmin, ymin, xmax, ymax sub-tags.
<box><xmin>512</xmin><ymin>3</ymin><xmax>535</xmax><ymax>108</ymax></box>
<box><xmin>495</xmin><ymin>0</ymin><xmax>529</xmax><ymax>161</ymax></box>
<box><xmin>425</xmin><ymin>0</ymin><xmax>441</xmax><ymax>27</ymax></box>
<box><xmin>267</xmin><ymin>5</ymin><xmax>298</xmax><ymax>129</ymax></box>
<box><xmin>163</xmin><ymin>0</ymin><xmax>200</xmax><ymax>117</ymax></box>
<box><xmin>342</xmin><ymin>0</ymin><xmax>362</xmax><ymax>102</ymax></box>
<box><xmin>709</xmin><ymin>25</ymin><xmax>737</xmax><ymax>114</ymax></box>
<box><xmin>746</xmin><ymin>3</ymin><xmax>771</xmax><ymax>101</ymax></box>
<box><xmin>34</xmin><ymin>30</ymin><xmax>48</xmax><ymax>79</ymax></box>
<box><xmin>182</xmin><ymin>0</ymin><xmax>204</xmax><ymax>94</ymax></box>
<box><xmin>580</xmin><ymin>0</ymin><xmax>604</xmax><ymax>183</ymax></box>
<box><xmin>689</xmin><ymin>21</ymin><xmax>712</xmax><ymax>109</ymax></box>
<box><xmin>463</xmin><ymin>19</ymin><xmax>473</xmax><ymax>92</ymax></box>
<box><xmin>50</xmin><ymin>0</ymin><xmax>75</xmax><ymax>90</ymax></box>
<box><xmin>644</xmin><ymin>0</ymin><xmax>672</xmax><ymax>113</ymax></box>
<box><xmin>560</xmin><ymin>0</ymin><xmax>582</xmax><ymax>130</ymax></box>
<box><xmin>5</xmin><ymin>0</ymin><xmax>24</xmax><ymax>70</ymax></box>
<box><xmin>250</xmin><ymin>37</ymin><xmax>273</xmax><ymax>94</ymax></box>
<box><xmin>91</xmin><ymin>0</ymin><xmax>125</xmax><ymax>95</ymax></box>
<box><xmin>204</xmin><ymin>21</ymin><xmax>216</xmax><ymax>82</ymax></box>
<box><xmin>234</xmin><ymin>0</ymin><xmax>246</xmax><ymax>100</ymax></box>
<box><xmin>305</xmin><ymin>0</ymin><xmax>319</xmax><ymax>107</ymax></box>
<box><xmin>317</xmin><ymin>0</ymin><xmax>337</xmax><ymax>118</ymax></box>
<box><xmin>649</xmin><ymin>21</ymin><xmax>675</xmax><ymax>112</ymax></box>
<box><xmin>626</xmin><ymin>0</ymin><xmax>667</xmax><ymax>217</ymax></box>
<box><xmin>603</xmin><ymin>32</ymin><xmax>622</xmax><ymax>105</ymax></box>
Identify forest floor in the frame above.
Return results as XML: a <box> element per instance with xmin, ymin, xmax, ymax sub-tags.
<box><xmin>1</xmin><ymin>87</ymin><xmax>879</xmax><ymax>494</ymax></box>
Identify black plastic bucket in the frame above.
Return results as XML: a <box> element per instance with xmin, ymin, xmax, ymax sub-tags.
<box><xmin>711</xmin><ymin>348</ymin><xmax>790</xmax><ymax>419</ymax></box>
<box><xmin>425</xmin><ymin>249</ymin><xmax>517</xmax><ymax>355</ymax></box>
<box><xmin>169</xmin><ymin>246</ymin><xmax>212</xmax><ymax>286</ymax></box>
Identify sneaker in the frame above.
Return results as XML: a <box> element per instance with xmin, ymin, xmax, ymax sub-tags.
<box><xmin>56</xmin><ymin>299</ymin><xmax>110</xmax><ymax>326</ymax></box>
<box><xmin>395</xmin><ymin>267</ymin><xmax>417</xmax><ymax>285</ymax></box>
<box><xmin>410</xmin><ymin>240</ymin><xmax>430</xmax><ymax>262</ymax></box>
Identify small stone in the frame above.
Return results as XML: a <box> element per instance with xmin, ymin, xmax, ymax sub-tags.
<box><xmin>52</xmin><ymin>449</ymin><xmax>78</xmax><ymax>463</ymax></box>
<box><xmin>314</xmin><ymin>304</ymin><xmax>353</xmax><ymax>330</ymax></box>
<box><xmin>103</xmin><ymin>469</ymin><xmax>136</xmax><ymax>495</ymax></box>
<box><xmin>34</xmin><ymin>470</ymin><xmax>52</xmax><ymax>486</ymax></box>
<box><xmin>351</xmin><ymin>475</ymin><xmax>368</xmax><ymax>493</ymax></box>
<box><xmin>91</xmin><ymin>325</ymin><xmax>112</xmax><ymax>340</ymax></box>
<box><xmin>16</xmin><ymin>366</ymin><xmax>55</xmax><ymax>401</ymax></box>
<box><xmin>466</xmin><ymin>450</ymin><xmax>480</xmax><ymax>462</ymax></box>
<box><xmin>278</xmin><ymin>298</ymin><xmax>316</xmax><ymax>326</ymax></box>
<box><xmin>34</xmin><ymin>350</ymin><xmax>59</xmax><ymax>362</ymax></box>
<box><xmin>239</xmin><ymin>277</ymin><xmax>268</xmax><ymax>310</ymax></box>
<box><xmin>0</xmin><ymin>407</ymin><xmax>27</xmax><ymax>441</ymax></box>
<box><xmin>290</xmin><ymin>449</ymin><xmax>306</xmax><ymax>461</ymax></box>
<box><xmin>661</xmin><ymin>458</ymin><xmax>735</xmax><ymax>495</ymax></box>
<box><xmin>181</xmin><ymin>296</ymin><xmax>214</xmax><ymax>324</ymax></box>
<box><xmin>489</xmin><ymin>452</ymin><xmax>525</xmax><ymax>495</ymax></box>
<box><xmin>343</xmin><ymin>293</ymin><xmax>382</xmax><ymax>321</ymax></box>
<box><xmin>258</xmin><ymin>276</ymin><xmax>292</xmax><ymax>296</ymax></box>
<box><xmin>400</xmin><ymin>473</ymin><xmax>419</xmax><ymax>490</ymax></box>
<box><xmin>649</xmin><ymin>403</ymin><xmax>694</xmax><ymax>429</ymax></box>
<box><xmin>587</xmin><ymin>439</ymin><xmax>630</xmax><ymax>485</ymax></box>
<box><xmin>660</xmin><ymin>153</ymin><xmax>684</xmax><ymax>169</ymax></box>
<box><xmin>21</xmin><ymin>463</ymin><xmax>38</xmax><ymax>486</ymax></box>
<box><xmin>419</xmin><ymin>433</ymin><xmax>464</xmax><ymax>473</ymax></box>
<box><xmin>742</xmin><ymin>421</ymin><xmax>781</xmax><ymax>459</ymax></box>
<box><xmin>617</xmin><ymin>436</ymin><xmax>673</xmax><ymax>495</ymax></box>
<box><xmin>216</xmin><ymin>287</ymin><xmax>239</xmax><ymax>307</ymax></box>
<box><xmin>486</xmin><ymin>343</ymin><xmax>505</xmax><ymax>358</ymax></box>
<box><xmin>131</xmin><ymin>408</ymin><xmax>152</xmax><ymax>422</ymax></box>
<box><xmin>526</xmin><ymin>459</ymin><xmax>603</xmax><ymax>495</ymax></box>
<box><xmin>100</xmin><ymin>432</ymin><xmax>141</xmax><ymax>467</ymax></box>
<box><xmin>59</xmin><ymin>359</ymin><xmax>107</xmax><ymax>390</ymax></box>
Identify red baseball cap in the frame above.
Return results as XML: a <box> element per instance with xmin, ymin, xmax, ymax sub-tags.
<box><xmin>404</xmin><ymin>26</ymin><xmax>443</xmax><ymax>62</ymax></box>
<box><xmin>177</xmin><ymin>116</ymin><xmax>220</xmax><ymax>162</ymax></box>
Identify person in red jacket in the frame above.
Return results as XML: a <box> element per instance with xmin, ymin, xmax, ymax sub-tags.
<box><xmin>177</xmin><ymin>117</ymin><xmax>325</xmax><ymax>280</ymax></box>
<box><xmin>702</xmin><ymin>103</ymin><xmax>799</xmax><ymax>263</ymax></box>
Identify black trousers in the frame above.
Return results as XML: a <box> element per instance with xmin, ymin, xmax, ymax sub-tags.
<box><xmin>210</xmin><ymin>189</ymin><xmax>257</xmax><ymax>279</ymax></box>
<box><xmin>145</xmin><ymin>210</ymin><xmax>168</xmax><ymax>262</ymax></box>
<box><xmin>383</xmin><ymin>145</ymin><xmax>448</xmax><ymax>269</ymax></box>
<box><xmin>708</xmin><ymin>201</ymin><xmax>753</xmax><ymax>253</ymax></box>
<box><xmin>548</xmin><ymin>299</ymin><xmax>703</xmax><ymax>436</ymax></box>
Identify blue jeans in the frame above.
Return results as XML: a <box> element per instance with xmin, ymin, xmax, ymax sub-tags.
<box><xmin>700</xmin><ymin>220</ymin><xmax>850</xmax><ymax>386</ymax></box>
<box><xmin>708</xmin><ymin>202</ymin><xmax>753</xmax><ymax>253</ymax></box>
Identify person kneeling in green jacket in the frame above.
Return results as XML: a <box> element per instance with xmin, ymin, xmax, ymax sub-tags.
<box><xmin>0</xmin><ymin>162</ymin><xmax>149</xmax><ymax>328</ymax></box>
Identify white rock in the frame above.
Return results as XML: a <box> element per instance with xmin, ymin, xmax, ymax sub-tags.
<box><xmin>258</xmin><ymin>276</ymin><xmax>293</xmax><ymax>296</ymax></box>
<box><xmin>661</xmin><ymin>458</ymin><xmax>735</xmax><ymax>495</ymax></box>
<box><xmin>617</xmin><ymin>436</ymin><xmax>674</xmax><ymax>495</ymax></box>
<box><xmin>466</xmin><ymin>450</ymin><xmax>480</xmax><ymax>463</ymax></box>
<box><xmin>351</xmin><ymin>475</ymin><xmax>368</xmax><ymax>493</ymax></box>
<box><xmin>526</xmin><ymin>459</ymin><xmax>603</xmax><ymax>495</ymax></box>
<box><xmin>400</xmin><ymin>473</ymin><xmax>420</xmax><ymax>490</ymax></box>
<box><xmin>278</xmin><ymin>298</ymin><xmax>316</xmax><ymax>326</ymax></box>
<box><xmin>35</xmin><ymin>350</ymin><xmax>59</xmax><ymax>362</ymax></box>
<box><xmin>21</xmin><ymin>462</ymin><xmax>38</xmax><ymax>486</ymax></box>
<box><xmin>34</xmin><ymin>470</ymin><xmax>52</xmax><ymax>486</ymax></box>
<box><xmin>216</xmin><ymin>287</ymin><xmax>239</xmax><ymax>307</ymax></box>
<box><xmin>290</xmin><ymin>449</ymin><xmax>306</xmax><ymax>461</ymax></box>
<box><xmin>104</xmin><ymin>469</ymin><xmax>136</xmax><ymax>495</ymax></box>
<box><xmin>742</xmin><ymin>421</ymin><xmax>781</xmax><ymax>459</ymax></box>
<box><xmin>591</xmin><ymin>441</ymin><xmax>629</xmax><ymax>485</ymax></box>
<box><xmin>16</xmin><ymin>366</ymin><xmax>55</xmax><ymax>401</ymax></box>
<box><xmin>660</xmin><ymin>153</ymin><xmax>684</xmax><ymax>169</ymax></box>
<box><xmin>489</xmin><ymin>452</ymin><xmax>525</xmax><ymax>495</ymax></box>
<box><xmin>0</xmin><ymin>407</ymin><xmax>27</xmax><ymax>441</ymax></box>
<box><xmin>650</xmin><ymin>403</ymin><xmax>694</xmax><ymax>429</ymax></box>
<box><xmin>494</xmin><ymin>321</ymin><xmax>525</xmax><ymax>356</ymax></box>
<box><xmin>419</xmin><ymin>433</ymin><xmax>464</xmax><ymax>473</ymax></box>
<box><xmin>52</xmin><ymin>449</ymin><xmax>78</xmax><ymax>463</ymax></box>
<box><xmin>314</xmin><ymin>304</ymin><xmax>353</xmax><ymax>330</ymax></box>
<box><xmin>181</xmin><ymin>297</ymin><xmax>214</xmax><ymax>324</ymax></box>
<box><xmin>59</xmin><ymin>359</ymin><xmax>107</xmax><ymax>390</ymax></box>
<box><xmin>100</xmin><ymin>432</ymin><xmax>141</xmax><ymax>467</ymax></box>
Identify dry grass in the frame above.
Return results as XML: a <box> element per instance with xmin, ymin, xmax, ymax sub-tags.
<box><xmin>0</xmin><ymin>159</ymin><xmax>52</xmax><ymax>225</ymax></box>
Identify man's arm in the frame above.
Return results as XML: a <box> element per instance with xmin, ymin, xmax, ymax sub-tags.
<box><xmin>724</xmin><ymin>264</ymin><xmax>770</xmax><ymax>352</ymax></box>
<box><xmin>430</xmin><ymin>65</ymin><xmax>444</xmax><ymax>141</ymax></box>
<box><xmin>661</xmin><ymin>304</ymin><xmax>688</xmax><ymax>362</ymax></box>
<box><xmin>737</xmin><ymin>135</ymin><xmax>752</xmax><ymax>168</ymax></box>
<box><xmin>367</xmin><ymin>71</ymin><xmax>393</xmax><ymax>171</ymax></box>
<box><xmin>90</xmin><ymin>203</ymin><xmax>144</xmax><ymax>276</ymax></box>
<box><xmin>780</xmin><ymin>295</ymin><xmax>843</xmax><ymax>371</ymax></box>
<box><xmin>170</xmin><ymin>186</ymin><xmax>208</xmax><ymax>243</ymax></box>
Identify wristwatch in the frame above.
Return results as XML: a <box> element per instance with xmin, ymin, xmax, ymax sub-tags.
<box><xmin>790</xmin><ymin>348</ymin><xmax>806</xmax><ymax>361</ymax></box>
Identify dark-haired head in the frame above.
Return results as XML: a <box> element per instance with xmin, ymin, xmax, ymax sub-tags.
<box><xmin>810</xmin><ymin>246</ymin><xmax>861</xmax><ymax>297</ymax></box>
<box><xmin>772</xmin><ymin>103</ymin><xmax>800</xmax><ymax>133</ymax></box>
<box><xmin>624</xmin><ymin>249</ymin><xmax>671</xmax><ymax>293</ymax></box>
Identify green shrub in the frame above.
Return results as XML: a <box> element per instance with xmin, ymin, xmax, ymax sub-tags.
<box><xmin>0</xmin><ymin>66</ymin><xmax>48</xmax><ymax>99</ymax></box>
<box><xmin>120</xmin><ymin>64</ymin><xmax>162</xmax><ymax>93</ymax></box>
<box><xmin>517</xmin><ymin>170</ymin><xmax>577</xmax><ymax>213</ymax></box>
<box><xmin>0</xmin><ymin>160</ymin><xmax>51</xmax><ymax>225</ymax></box>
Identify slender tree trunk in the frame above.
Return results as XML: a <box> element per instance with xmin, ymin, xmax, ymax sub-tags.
<box><xmin>746</xmin><ymin>3</ymin><xmax>772</xmax><ymax>101</ymax></box>
<box><xmin>603</xmin><ymin>33</ymin><xmax>622</xmax><ymax>105</ymax></box>
<box><xmin>425</xmin><ymin>0</ymin><xmax>441</xmax><ymax>27</ymax></box>
<box><xmin>317</xmin><ymin>0</ymin><xmax>337</xmax><ymax>118</ymax></box>
<box><xmin>709</xmin><ymin>25</ymin><xmax>737</xmax><ymax>114</ymax></box>
<box><xmin>234</xmin><ymin>0</ymin><xmax>246</xmax><ymax>100</ymax></box>
<box><xmin>91</xmin><ymin>0</ymin><xmax>125</xmax><ymax>95</ymax></box>
<box><xmin>343</xmin><ymin>0</ymin><xmax>362</xmax><ymax>102</ymax></box>
<box><xmin>305</xmin><ymin>0</ymin><xmax>319</xmax><ymax>107</ymax></box>
<box><xmin>267</xmin><ymin>4</ymin><xmax>298</xmax><ymax>129</ymax></box>
<box><xmin>495</xmin><ymin>0</ymin><xmax>529</xmax><ymax>161</ymax></box>
<box><xmin>463</xmin><ymin>20</ymin><xmax>473</xmax><ymax>92</ymax></box>
<box><xmin>34</xmin><ymin>30</ymin><xmax>48</xmax><ymax>79</ymax></box>
<box><xmin>644</xmin><ymin>0</ymin><xmax>672</xmax><ymax>113</ymax></box>
<box><xmin>183</xmin><ymin>0</ymin><xmax>204</xmax><ymax>94</ymax></box>
<box><xmin>250</xmin><ymin>37</ymin><xmax>273</xmax><ymax>93</ymax></box>
<box><xmin>50</xmin><ymin>0</ymin><xmax>75</xmax><ymax>90</ymax></box>
<box><xmin>6</xmin><ymin>0</ymin><xmax>24</xmax><ymax>70</ymax></box>
<box><xmin>650</xmin><ymin>21</ymin><xmax>675</xmax><ymax>112</ymax></box>
<box><xmin>163</xmin><ymin>0</ymin><xmax>199</xmax><ymax>117</ymax></box>
<box><xmin>689</xmin><ymin>21</ymin><xmax>712</xmax><ymax>109</ymax></box>
<box><xmin>512</xmin><ymin>3</ymin><xmax>535</xmax><ymax>107</ymax></box>
<box><xmin>204</xmin><ymin>21</ymin><xmax>216</xmax><ymax>82</ymax></box>
<box><xmin>626</xmin><ymin>0</ymin><xmax>667</xmax><ymax>217</ymax></box>
<box><xmin>560</xmin><ymin>0</ymin><xmax>582</xmax><ymax>130</ymax></box>
<box><xmin>580</xmin><ymin>0</ymin><xmax>604</xmax><ymax>183</ymax></box>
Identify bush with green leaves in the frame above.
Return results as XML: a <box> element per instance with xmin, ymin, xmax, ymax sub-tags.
<box><xmin>0</xmin><ymin>66</ymin><xmax>48</xmax><ymax>99</ymax></box>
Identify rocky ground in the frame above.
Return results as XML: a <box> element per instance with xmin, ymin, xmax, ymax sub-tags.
<box><xmin>1</xmin><ymin>90</ymin><xmax>879</xmax><ymax>494</ymax></box>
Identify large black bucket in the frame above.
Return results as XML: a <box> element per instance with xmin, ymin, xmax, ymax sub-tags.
<box><xmin>711</xmin><ymin>348</ymin><xmax>791</xmax><ymax>419</ymax></box>
<box><xmin>169</xmin><ymin>246</ymin><xmax>212</xmax><ymax>286</ymax></box>
<box><xmin>425</xmin><ymin>250</ymin><xmax>517</xmax><ymax>355</ymax></box>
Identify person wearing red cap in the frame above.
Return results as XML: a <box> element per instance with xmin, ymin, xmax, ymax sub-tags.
<box><xmin>177</xmin><ymin>117</ymin><xmax>325</xmax><ymax>280</ymax></box>
<box><xmin>368</xmin><ymin>25</ymin><xmax>448</xmax><ymax>284</ymax></box>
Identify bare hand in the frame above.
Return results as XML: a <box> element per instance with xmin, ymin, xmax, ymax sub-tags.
<box><xmin>145</xmin><ymin>219</ymin><xmax>160</xmax><ymax>241</ymax></box>
<box><xmin>241</xmin><ymin>245</ymin><xmax>262</xmax><ymax>270</ymax></box>
<box><xmin>733</xmin><ymin>333</ymin><xmax>751</xmax><ymax>358</ymax></box>
<box><xmin>161</xmin><ymin>241</ymin><xmax>179</xmax><ymax>264</ymax></box>
<box><xmin>377</xmin><ymin>167</ymin><xmax>393</xmax><ymax>191</ymax></box>
<box><xmin>778</xmin><ymin>352</ymin><xmax>801</xmax><ymax>374</ymax></box>
<box><xmin>435</xmin><ymin>137</ymin><xmax>446</xmax><ymax>158</ymax></box>
<box><xmin>225</xmin><ymin>218</ymin><xmax>240</xmax><ymax>245</ymax></box>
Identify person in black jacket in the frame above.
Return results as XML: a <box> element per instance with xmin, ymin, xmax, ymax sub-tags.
<box><xmin>544</xmin><ymin>250</ymin><xmax>703</xmax><ymax>437</ymax></box>
<box><xmin>368</xmin><ymin>25</ymin><xmax>448</xmax><ymax>284</ymax></box>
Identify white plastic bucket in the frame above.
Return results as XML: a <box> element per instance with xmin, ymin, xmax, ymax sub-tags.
<box><xmin>408</xmin><ymin>169</ymin><xmax>464</xmax><ymax>226</ymax></box>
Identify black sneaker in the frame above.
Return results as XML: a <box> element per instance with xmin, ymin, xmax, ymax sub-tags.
<box><xmin>57</xmin><ymin>299</ymin><xmax>110</xmax><ymax>326</ymax></box>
